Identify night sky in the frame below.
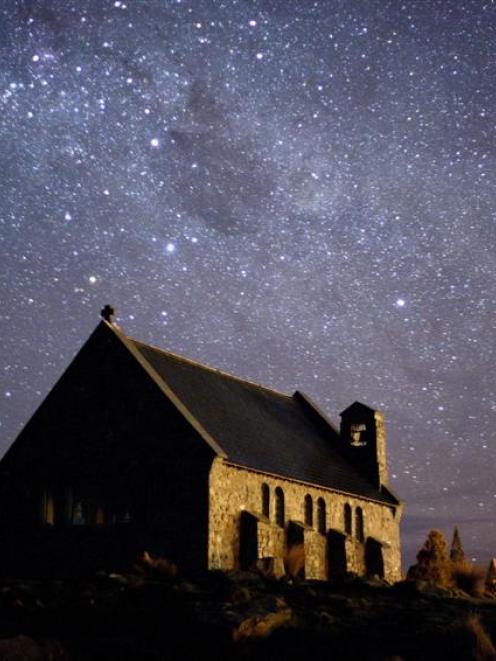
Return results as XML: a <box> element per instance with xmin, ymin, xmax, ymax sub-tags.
<box><xmin>1</xmin><ymin>0</ymin><xmax>495</xmax><ymax>568</ymax></box>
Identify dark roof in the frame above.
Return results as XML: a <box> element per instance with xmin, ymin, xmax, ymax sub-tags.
<box><xmin>340</xmin><ymin>401</ymin><xmax>376</xmax><ymax>416</ymax></box>
<box><xmin>124</xmin><ymin>331</ymin><xmax>398</xmax><ymax>506</ymax></box>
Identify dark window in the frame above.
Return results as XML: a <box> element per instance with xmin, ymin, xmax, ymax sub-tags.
<box><xmin>109</xmin><ymin>506</ymin><xmax>133</xmax><ymax>525</ymax></box>
<box><xmin>304</xmin><ymin>494</ymin><xmax>313</xmax><ymax>526</ymax></box>
<box><xmin>317</xmin><ymin>498</ymin><xmax>326</xmax><ymax>534</ymax></box>
<box><xmin>355</xmin><ymin>507</ymin><xmax>364</xmax><ymax>542</ymax></box>
<box><xmin>64</xmin><ymin>488</ymin><xmax>73</xmax><ymax>524</ymax></box>
<box><xmin>344</xmin><ymin>504</ymin><xmax>352</xmax><ymax>534</ymax></box>
<box><xmin>262</xmin><ymin>483</ymin><xmax>270</xmax><ymax>519</ymax></box>
<box><xmin>275</xmin><ymin>487</ymin><xmax>285</xmax><ymax>527</ymax></box>
<box><xmin>72</xmin><ymin>501</ymin><xmax>87</xmax><ymax>525</ymax></box>
<box><xmin>95</xmin><ymin>505</ymin><xmax>105</xmax><ymax>525</ymax></box>
<box><xmin>70</xmin><ymin>495</ymin><xmax>130</xmax><ymax>526</ymax></box>
<box><xmin>41</xmin><ymin>490</ymin><xmax>55</xmax><ymax>526</ymax></box>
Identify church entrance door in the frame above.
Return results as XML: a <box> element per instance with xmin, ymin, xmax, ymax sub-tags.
<box><xmin>327</xmin><ymin>530</ymin><xmax>347</xmax><ymax>579</ymax></box>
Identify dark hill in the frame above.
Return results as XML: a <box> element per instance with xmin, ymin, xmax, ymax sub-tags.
<box><xmin>0</xmin><ymin>571</ymin><xmax>495</xmax><ymax>660</ymax></box>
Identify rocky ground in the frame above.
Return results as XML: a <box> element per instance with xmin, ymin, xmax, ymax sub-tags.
<box><xmin>0</xmin><ymin>570</ymin><xmax>495</xmax><ymax>660</ymax></box>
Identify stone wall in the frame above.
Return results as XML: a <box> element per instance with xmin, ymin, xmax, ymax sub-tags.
<box><xmin>208</xmin><ymin>458</ymin><xmax>402</xmax><ymax>582</ymax></box>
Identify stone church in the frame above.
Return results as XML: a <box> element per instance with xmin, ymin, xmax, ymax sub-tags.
<box><xmin>0</xmin><ymin>307</ymin><xmax>402</xmax><ymax>580</ymax></box>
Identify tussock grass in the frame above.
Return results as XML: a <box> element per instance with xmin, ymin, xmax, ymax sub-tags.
<box><xmin>283</xmin><ymin>544</ymin><xmax>305</xmax><ymax>579</ymax></box>
<box><xmin>137</xmin><ymin>551</ymin><xmax>179</xmax><ymax>578</ymax></box>
<box><xmin>451</xmin><ymin>614</ymin><xmax>496</xmax><ymax>661</ymax></box>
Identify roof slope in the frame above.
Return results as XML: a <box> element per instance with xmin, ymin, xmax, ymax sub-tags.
<box><xmin>129</xmin><ymin>336</ymin><xmax>397</xmax><ymax>506</ymax></box>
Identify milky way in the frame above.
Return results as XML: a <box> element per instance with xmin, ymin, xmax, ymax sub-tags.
<box><xmin>1</xmin><ymin>0</ymin><xmax>496</xmax><ymax>566</ymax></box>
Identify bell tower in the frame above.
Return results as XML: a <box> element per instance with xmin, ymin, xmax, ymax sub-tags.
<box><xmin>339</xmin><ymin>402</ymin><xmax>388</xmax><ymax>489</ymax></box>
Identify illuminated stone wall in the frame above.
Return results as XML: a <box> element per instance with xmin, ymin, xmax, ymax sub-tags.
<box><xmin>208</xmin><ymin>457</ymin><xmax>402</xmax><ymax>582</ymax></box>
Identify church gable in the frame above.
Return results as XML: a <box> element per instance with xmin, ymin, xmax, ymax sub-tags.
<box><xmin>0</xmin><ymin>321</ymin><xmax>216</xmax><ymax>569</ymax></box>
<box><xmin>1</xmin><ymin>321</ymin><xmax>215</xmax><ymax>480</ymax></box>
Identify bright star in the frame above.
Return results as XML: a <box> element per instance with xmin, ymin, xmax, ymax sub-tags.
<box><xmin>396</xmin><ymin>298</ymin><xmax>406</xmax><ymax>307</ymax></box>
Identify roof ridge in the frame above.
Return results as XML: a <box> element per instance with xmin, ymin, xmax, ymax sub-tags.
<box><xmin>130</xmin><ymin>337</ymin><xmax>293</xmax><ymax>400</ymax></box>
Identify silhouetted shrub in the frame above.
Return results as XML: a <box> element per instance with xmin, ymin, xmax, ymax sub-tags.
<box><xmin>283</xmin><ymin>544</ymin><xmax>305</xmax><ymax>579</ymax></box>
<box><xmin>452</xmin><ymin>563</ymin><xmax>486</xmax><ymax>598</ymax></box>
<box><xmin>407</xmin><ymin>529</ymin><xmax>452</xmax><ymax>587</ymax></box>
<box><xmin>137</xmin><ymin>551</ymin><xmax>179</xmax><ymax>578</ymax></box>
<box><xmin>486</xmin><ymin>559</ymin><xmax>496</xmax><ymax>596</ymax></box>
<box><xmin>450</xmin><ymin>526</ymin><xmax>467</xmax><ymax>565</ymax></box>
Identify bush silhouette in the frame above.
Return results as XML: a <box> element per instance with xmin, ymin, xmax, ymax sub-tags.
<box><xmin>452</xmin><ymin>563</ymin><xmax>486</xmax><ymax>598</ymax></box>
<box><xmin>486</xmin><ymin>559</ymin><xmax>496</xmax><ymax>596</ymax></box>
<box><xmin>137</xmin><ymin>551</ymin><xmax>179</xmax><ymax>578</ymax></box>
<box><xmin>283</xmin><ymin>544</ymin><xmax>305</xmax><ymax>578</ymax></box>
<box><xmin>450</xmin><ymin>526</ymin><xmax>467</xmax><ymax>565</ymax></box>
<box><xmin>407</xmin><ymin>529</ymin><xmax>452</xmax><ymax>587</ymax></box>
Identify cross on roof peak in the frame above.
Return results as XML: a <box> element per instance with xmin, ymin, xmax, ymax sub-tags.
<box><xmin>100</xmin><ymin>304</ymin><xmax>115</xmax><ymax>323</ymax></box>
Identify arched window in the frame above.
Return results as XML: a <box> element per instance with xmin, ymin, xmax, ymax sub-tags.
<box><xmin>41</xmin><ymin>490</ymin><xmax>55</xmax><ymax>526</ymax></box>
<box><xmin>355</xmin><ymin>507</ymin><xmax>364</xmax><ymax>542</ymax></box>
<box><xmin>317</xmin><ymin>498</ymin><xmax>326</xmax><ymax>534</ymax></box>
<box><xmin>262</xmin><ymin>483</ymin><xmax>270</xmax><ymax>519</ymax></box>
<box><xmin>304</xmin><ymin>494</ymin><xmax>313</xmax><ymax>526</ymax></box>
<box><xmin>275</xmin><ymin>487</ymin><xmax>285</xmax><ymax>527</ymax></box>
<box><xmin>344</xmin><ymin>503</ymin><xmax>352</xmax><ymax>535</ymax></box>
<box><xmin>95</xmin><ymin>505</ymin><xmax>105</xmax><ymax>525</ymax></box>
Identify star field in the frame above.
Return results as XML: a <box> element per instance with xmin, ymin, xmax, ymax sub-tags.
<box><xmin>1</xmin><ymin>0</ymin><xmax>496</xmax><ymax>567</ymax></box>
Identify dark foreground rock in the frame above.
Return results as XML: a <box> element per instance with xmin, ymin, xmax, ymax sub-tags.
<box><xmin>0</xmin><ymin>572</ymin><xmax>494</xmax><ymax>660</ymax></box>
